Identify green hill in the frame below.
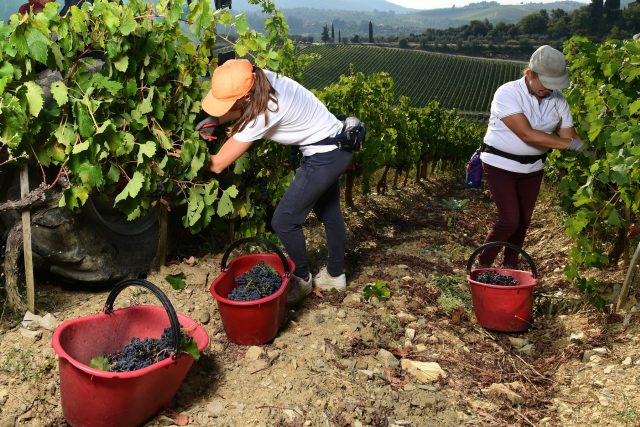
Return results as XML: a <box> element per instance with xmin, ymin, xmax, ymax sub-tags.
<box><xmin>300</xmin><ymin>45</ymin><xmax>526</xmax><ymax>114</ymax></box>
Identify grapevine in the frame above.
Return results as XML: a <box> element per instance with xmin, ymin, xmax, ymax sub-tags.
<box><xmin>547</xmin><ymin>36</ymin><xmax>640</xmax><ymax>301</ymax></box>
<box><xmin>0</xmin><ymin>0</ymin><xmax>297</xmax><ymax>235</ymax></box>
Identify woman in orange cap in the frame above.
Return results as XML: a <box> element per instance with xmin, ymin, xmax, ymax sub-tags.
<box><xmin>197</xmin><ymin>59</ymin><xmax>353</xmax><ymax>305</ymax></box>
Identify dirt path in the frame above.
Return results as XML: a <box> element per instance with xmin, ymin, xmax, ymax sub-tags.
<box><xmin>0</xmin><ymin>177</ymin><xmax>636</xmax><ymax>427</ymax></box>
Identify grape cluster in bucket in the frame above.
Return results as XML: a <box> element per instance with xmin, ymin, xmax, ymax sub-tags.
<box><xmin>228</xmin><ymin>262</ymin><xmax>283</xmax><ymax>301</ymax></box>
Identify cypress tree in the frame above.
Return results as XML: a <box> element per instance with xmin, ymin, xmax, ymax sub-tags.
<box><xmin>331</xmin><ymin>23</ymin><xmax>335</xmax><ymax>42</ymax></box>
<box><xmin>368</xmin><ymin>21</ymin><xmax>374</xmax><ymax>43</ymax></box>
<box><xmin>321</xmin><ymin>24</ymin><xmax>330</xmax><ymax>42</ymax></box>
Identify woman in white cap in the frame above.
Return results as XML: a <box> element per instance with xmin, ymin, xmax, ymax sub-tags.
<box><xmin>196</xmin><ymin>59</ymin><xmax>353</xmax><ymax>305</ymax></box>
<box><xmin>477</xmin><ymin>45</ymin><xmax>585</xmax><ymax>268</ymax></box>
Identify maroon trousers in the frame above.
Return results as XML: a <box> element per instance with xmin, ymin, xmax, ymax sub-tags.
<box><xmin>478</xmin><ymin>163</ymin><xmax>544</xmax><ymax>267</ymax></box>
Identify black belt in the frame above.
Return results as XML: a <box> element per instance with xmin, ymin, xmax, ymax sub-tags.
<box><xmin>309</xmin><ymin>136</ymin><xmax>336</xmax><ymax>146</ymax></box>
<box><xmin>481</xmin><ymin>143</ymin><xmax>547</xmax><ymax>164</ymax></box>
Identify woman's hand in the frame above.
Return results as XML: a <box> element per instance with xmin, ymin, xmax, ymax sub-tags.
<box><xmin>209</xmin><ymin>137</ymin><xmax>254</xmax><ymax>174</ymax></box>
<box><xmin>566</xmin><ymin>137</ymin><xmax>585</xmax><ymax>153</ymax></box>
<box><xmin>196</xmin><ymin>116</ymin><xmax>219</xmax><ymax>141</ymax></box>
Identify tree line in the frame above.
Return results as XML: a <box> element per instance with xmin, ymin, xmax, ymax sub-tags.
<box><xmin>299</xmin><ymin>1</ymin><xmax>639</xmax><ymax>60</ymax></box>
<box><xmin>396</xmin><ymin>0</ymin><xmax>639</xmax><ymax>57</ymax></box>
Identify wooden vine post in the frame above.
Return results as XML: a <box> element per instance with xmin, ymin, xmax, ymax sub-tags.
<box><xmin>616</xmin><ymin>240</ymin><xmax>640</xmax><ymax>313</ymax></box>
<box><xmin>152</xmin><ymin>203</ymin><xmax>169</xmax><ymax>271</ymax></box>
<box><xmin>19</xmin><ymin>165</ymin><xmax>35</xmax><ymax>312</ymax></box>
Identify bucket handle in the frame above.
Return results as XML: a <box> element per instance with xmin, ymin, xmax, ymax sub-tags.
<box><xmin>466</xmin><ymin>241</ymin><xmax>538</xmax><ymax>278</ymax></box>
<box><xmin>221</xmin><ymin>237</ymin><xmax>291</xmax><ymax>277</ymax></box>
<box><xmin>103</xmin><ymin>279</ymin><xmax>182</xmax><ymax>359</ymax></box>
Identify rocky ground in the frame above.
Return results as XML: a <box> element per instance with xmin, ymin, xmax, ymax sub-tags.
<box><xmin>0</xmin><ymin>175</ymin><xmax>638</xmax><ymax>427</ymax></box>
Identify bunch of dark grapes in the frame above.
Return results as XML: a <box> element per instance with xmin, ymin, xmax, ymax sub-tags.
<box><xmin>106</xmin><ymin>327</ymin><xmax>187</xmax><ymax>372</ymax></box>
<box><xmin>150</xmin><ymin>181</ymin><xmax>167</xmax><ymax>199</ymax></box>
<box><xmin>227</xmin><ymin>261</ymin><xmax>282</xmax><ymax>301</ymax></box>
<box><xmin>475</xmin><ymin>270</ymin><xmax>519</xmax><ymax>286</ymax></box>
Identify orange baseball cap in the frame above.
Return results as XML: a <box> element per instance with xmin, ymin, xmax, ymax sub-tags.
<box><xmin>201</xmin><ymin>59</ymin><xmax>255</xmax><ymax>117</ymax></box>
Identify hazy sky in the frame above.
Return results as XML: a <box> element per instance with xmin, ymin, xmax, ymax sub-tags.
<box><xmin>386</xmin><ymin>0</ymin><xmax>590</xmax><ymax>9</ymax></box>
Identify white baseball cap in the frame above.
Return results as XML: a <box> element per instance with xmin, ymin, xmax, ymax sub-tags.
<box><xmin>529</xmin><ymin>45</ymin><xmax>570</xmax><ymax>90</ymax></box>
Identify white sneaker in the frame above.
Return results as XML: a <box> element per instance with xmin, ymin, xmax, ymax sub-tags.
<box><xmin>314</xmin><ymin>267</ymin><xmax>346</xmax><ymax>291</ymax></box>
<box><xmin>286</xmin><ymin>273</ymin><xmax>313</xmax><ymax>306</ymax></box>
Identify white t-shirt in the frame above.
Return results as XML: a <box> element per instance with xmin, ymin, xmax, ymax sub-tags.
<box><xmin>480</xmin><ymin>76</ymin><xmax>574</xmax><ymax>173</ymax></box>
<box><xmin>233</xmin><ymin>70</ymin><xmax>344</xmax><ymax>157</ymax></box>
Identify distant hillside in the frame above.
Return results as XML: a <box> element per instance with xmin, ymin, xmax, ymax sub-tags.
<box><xmin>300</xmin><ymin>45</ymin><xmax>525</xmax><ymax>113</ymax></box>
<box><xmin>416</xmin><ymin>1</ymin><xmax>589</xmax><ymax>25</ymax></box>
<box><xmin>233</xmin><ymin>0</ymin><xmax>407</xmax><ymax>12</ymax></box>
<box><xmin>236</xmin><ymin>1</ymin><xmax>594</xmax><ymax>36</ymax></box>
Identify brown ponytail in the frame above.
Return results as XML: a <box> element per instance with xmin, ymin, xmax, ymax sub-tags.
<box><xmin>229</xmin><ymin>67</ymin><xmax>278</xmax><ymax>136</ymax></box>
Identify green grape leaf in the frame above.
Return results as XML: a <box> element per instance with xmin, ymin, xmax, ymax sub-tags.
<box><xmin>53</xmin><ymin>125</ymin><xmax>76</xmax><ymax>147</ymax></box>
<box><xmin>186</xmin><ymin>187</ymin><xmax>205</xmax><ymax>227</ymax></box>
<box><xmin>236</xmin><ymin>18</ymin><xmax>250</xmax><ymax>36</ymax></box>
<box><xmin>102</xmin><ymin>9</ymin><xmax>120</xmax><ymax>31</ymax></box>
<box><xmin>189</xmin><ymin>152</ymin><xmax>206</xmax><ymax>178</ymax></box>
<box><xmin>0</xmin><ymin>61</ymin><xmax>15</xmax><ymax>79</ymax></box>
<box><xmin>50</xmin><ymin>81</ymin><xmax>69</xmax><ymax>107</ymax></box>
<box><xmin>362</xmin><ymin>280</ymin><xmax>391</xmax><ymax>302</ymax></box>
<box><xmin>181</xmin><ymin>336</ymin><xmax>200</xmax><ymax>360</ymax></box>
<box><xmin>91</xmin><ymin>74</ymin><xmax>123</xmax><ymax>95</ymax></box>
<box><xmin>60</xmin><ymin>186</ymin><xmax>89</xmax><ymax>209</ymax></box>
<box><xmin>203</xmin><ymin>180</ymin><xmax>219</xmax><ymax>205</ymax></box>
<box><xmin>606</xmin><ymin>208</ymin><xmax>621</xmax><ymax>227</ymax></box>
<box><xmin>152</xmin><ymin>125</ymin><xmax>173</xmax><ymax>150</ymax></box>
<box><xmin>630</xmin><ymin>98</ymin><xmax>640</xmax><ymax>116</ymax></box>
<box><xmin>611</xmin><ymin>165</ymin><xmax>628</xmax><ymax>185</ymax></box>
<box><xmin>165</xmin><ymin>272</ymin><xmax>186</xmax><ymax>291</ymax></box>
<box><xmin>119</xmin><ymin>12</ymin><xmax>138</xmax><ymax>36</ymax></box>
<box><xmin>114</xmin><ymin>171</ymin><xmax>145</xmax><ymax>204</ymax></box>
<box><xmin>72</xmin><ymin>140</ymin><xmax>90</xmax><ymax>154</ymax></box>
<box><xmin>217</xmin><ymin>185</ymin><xmax>239</xmax><ymax>217</ymax></box>
<box><xmin>137</xmin><ymin>140</ymin><xmax>157</xmax><ymax>165</ymax></box>
<box><xmin>50</xmin><ymin>42</ymin><xmax>64</xmax><ymax>70</ymax></box>
<box><xmin>24</xmin><ymin>81</ymin><xmax>44</xmax><ymax>117</ymax></box>
<box><xmin>235</xmin><ymin>43</ymin><xmax>249</xmax><ymax>57</ymax></box>
<box><xmin>76</xmin><ymin>162</ymin><xmax>104</xmax><ymax>187</ymax></box>
<box><xmin>69</xmin><ymin>6</ymin><xmax>88</xmax><ymax>33</ymax></box>
<box><xmin>74</xmin><ymin>103</ymin><xmax>95</xmax><ymax>138</ymax></box>
<box><xmin>114</xmin><ymin>56</ymin><xmax>129</xmax><ymax>73</ymax></box>
<box><xmin>106</xmin><ymin>164</ymin><xmax>120</xmax><ymax>183</ymax></box>
<box><xmin>26</xmin><ymin>27</ymin><xmax>50</xmax><ymax>64</ymax></box>
<box><xmin>233</xmin><ymin>153</ymin><xmax>250</xmax><ymax>174</ymax></box>
<box><xmin>89</xmin><ymin>355</ymin><xmax>111</xmax><ymax>371</ymax></box>
<box><xmin>0</xmin><ymin>76</ymin><xmax>10</xmax><ymax>94</ymax></box>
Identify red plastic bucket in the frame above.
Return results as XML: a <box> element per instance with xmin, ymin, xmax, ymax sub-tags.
<box><xmin>466</xmin><ymin>242</ymin><xmax>538</xmax><ymax>332</ymax></box>
<box><xmin>210</xmin><ymin>237</ymin><xmax>294</xmax><ymax>345</ymax></box>
<box><xmin>51</xmin><ymin>280</ymin><xmax>209</xmax><ymax>427</ymax></box>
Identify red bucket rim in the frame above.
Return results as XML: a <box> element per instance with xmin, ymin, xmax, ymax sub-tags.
<box><xmin>210</xmin><ymin>254</ymin><xmax>292</xmax><ymax>306</ymax></box>
<box><xmin>466</xmin><ymin>268</ymin><xmax>537</xmax><ymax>290</ymax></box>
<box><xmin>212</xmin><ymin>276</ymin><xmax>290</xmax><ymax>306</ymax></box>
<box><xmin>51</xmin><ymin>305</ymin><xmax>208</xmax><ymax>379</ymax></box>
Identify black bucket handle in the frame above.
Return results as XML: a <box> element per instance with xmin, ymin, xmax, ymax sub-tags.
<box><xmin>104</xmin><ymin>279</ymin><xmax>181</xmax><ymax>359</ymax></box>
<box><xmin>221</xmin><ymin>237</ymin><xmax>291</xmax><ymax>277</ymax></box>
<box><xmin>466</xmin><ymin>241</ymin><xmax>538</xmax><ymax>279</ymax></box>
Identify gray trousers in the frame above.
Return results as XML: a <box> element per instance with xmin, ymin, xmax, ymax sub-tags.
<box><xmin>271</xmin><ymin>149</ymin><xmax>353</xmax><ymax>278</ymax></box>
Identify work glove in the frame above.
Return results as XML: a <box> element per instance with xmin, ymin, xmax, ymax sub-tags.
<box><xmin>196</xmin><ymin>116</ymin><xmax>219</xmax><ymax>141</ymax></box>
<box><xmin>567</xmin><ymin>137</ymin><xmax>585</xmax><ymax>153</ymax></box>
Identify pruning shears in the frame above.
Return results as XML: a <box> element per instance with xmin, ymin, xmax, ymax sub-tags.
<box><xmin>199</xmin><ymin>122</ymin><xmax>218</xmax><ymax>141</ymax></box>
